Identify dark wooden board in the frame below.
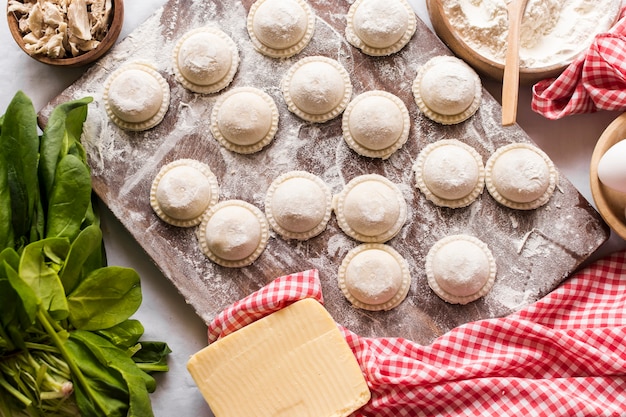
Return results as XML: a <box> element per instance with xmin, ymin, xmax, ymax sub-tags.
<box><xmin>41</xmin><ymin>0</ymin><xmax>609</xmax><ymax>344</ymax></box>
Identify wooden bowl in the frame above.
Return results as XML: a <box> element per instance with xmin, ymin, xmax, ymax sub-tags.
<box><xmin>425</xmin><ymin>0</ymin><xmax>569</xmax><ymax>85</ymax></box>
<box><xmin>590</xmin><ymin>112</ymin><xmax>626</xmax><ymax>240</ymax></box>
<box><xmin>7</xmin><ymin>0</ymin><xmax>124</xmax><ymax>67</ymax></box>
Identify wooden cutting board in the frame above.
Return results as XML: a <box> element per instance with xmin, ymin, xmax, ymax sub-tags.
<box><xmin>40</xmin><ymin>0</ymin><xmax>609</xmax><ymax>344</ymax></box>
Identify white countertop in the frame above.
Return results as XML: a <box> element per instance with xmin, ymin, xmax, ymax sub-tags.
<box><xmin>2</xmin><ymin>1</ymin><xmax>625</xmax><ymax>416</ymax></box>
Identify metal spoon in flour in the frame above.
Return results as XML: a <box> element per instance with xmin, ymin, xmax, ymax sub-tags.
<box><xmin>501</xmin><ymin>0</ymin><xmax>530</xmax><ymax>126</ymax></box>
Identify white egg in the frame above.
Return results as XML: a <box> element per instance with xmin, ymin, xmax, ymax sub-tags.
<box><xmin>597</xmin><ymin>139</ymin><xmax>626</xmax><ymax>193</ymax></box>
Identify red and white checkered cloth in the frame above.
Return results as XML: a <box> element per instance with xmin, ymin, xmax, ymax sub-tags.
<box><xmin>532</xmin><ymin>7</ymin><xmax>626</xmax><ymax>119</ymax></box>
<box><xmin>207</xmin><ymin>251</ymin><xmax>626</xmax><ymax>416</ymax></box>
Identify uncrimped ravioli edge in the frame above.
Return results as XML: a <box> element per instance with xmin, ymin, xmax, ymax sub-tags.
<box><xmin>412</xmin><ymin>55</ymin><xmax>482</xmax><ymax>125</ymax></box>
<box><xmin>425</xmin><ymin>234</ymin><xmax>497</xmax><ymax>305</ymax></box>
<box><xmin>345</xmin><ymin>0</ymin><xmax>417</xmax><ymax>57</ymax></box>
<box><xmin>332</xmin><ymin>174</ymin><xmax>408</xmax><ymax>243</ymax></box>
<box><xmin>338</xmin><ymin>243</ymin><xmax>411</xmax><ymax>311</ymax></box>
<box><xmin>196</xmin><ymin>199</ymin><xmax>270</xmax><ymax>268</ymax></box>
<box><xmin>265</xmin><ymin>170</ymin><xmax>333</xmax><ymax>240</ymax></box>
<box><xmin>413</xmin><ymin>139</ymin><xmax>485</xmax><ymax>208</ymax></box>
<box><xmin>103</xmin><ymin>61</ymin><xmax>171</xmax><ymax>131</ymax></box>
<box><xmin>485</xmin><ymin>142</ymin><xmax>558</xmax><ymax>210</ymax></box>
<box><xmin>246</xmin><ymin>0</ymin><xmax>316</xmax><ymax>58</ymax></box>
<box><xmin>150</xmin><ymin>158</ymin><xmax>220</xmax><ymax>227</ymax></box>
<box><xmin>281</xmin><ymin>55</ymin><xmax>353</xmax><ymax>123</ymax></box>
<box><xmin>210</xmin><ymin>86</ymin><xmax>279</xmax><ymax>154</ymax></box>
<box><xmin>341</xmin><ymin>90</ymin><xmax>410</xmax><ymax>160</ymax></box>
<box><xmin>172</xmin><ymin>26</ymin><xmax>240</xmax><ymax>94</ymax></box>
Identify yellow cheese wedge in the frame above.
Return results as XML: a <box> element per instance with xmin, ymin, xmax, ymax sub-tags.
<box><xmin>187</xmin><ymin>298</ymin><xmax>371</xmax><ymax>417</ymax></box>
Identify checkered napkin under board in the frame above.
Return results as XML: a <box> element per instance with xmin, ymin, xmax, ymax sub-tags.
<box><xmin>207</xmin><ymin>251</ymin><xmax>626</xmax><ymax>416</ymax></box>
<box><xmin>532</xmin><ymin>7</ymin><xmax>626</xmax><ymax>119</ymax></box>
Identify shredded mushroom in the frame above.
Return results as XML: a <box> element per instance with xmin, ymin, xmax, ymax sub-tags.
<box><xmin>8</xmin><ymin>0</ymin><xmax>113</xmax><ymax>59</ymax></box>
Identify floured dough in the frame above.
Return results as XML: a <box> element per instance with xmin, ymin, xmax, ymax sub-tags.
<box><xmin>345</xmin><ymin>0</ymin><xmax>416</xmax><ymax>56</ymax></box>
<box><xmin>342</xmin><ymin>90</ymin><xmax>410</xmax><ymax>159</ymax></box>
<box><xmin>485</xmin><ymin>143</ymin><xmax>557</xmax><ymax>210</ymax></box>
<box><xmin>265</xmin><ymin>171</ymin><xmax>333</xmax><ymax>240</ymax></box>
<box><xmin>426</xmin><ymin>234</ymin><xmax>496</xmax><ymax>305</ymax></box>
<box><xmin>413</xmin><ymin>55</ymin><xmax>482</xmax><ymax>125</ymax></box>
<box><xmin>338</xmin><ymin>243</ymin><xmax>411</xmax><ymax>311</ymax></box>
<box><xmin>210</xmin><ymin>87</ymin><xmax>279</xmax><ymax>154</ymax></box>
<box><xmin>103</xmin><ymin>61</ymin><xmax>170</xmax><ymax>131</ymax></box>
<box><xmin>247</xmin><ymin>0</ymin><xmax>316</xmax><ymax>58</ymax></box>
<box><xmin>333</xmin><ymin>174</ymin><xmax>407</xmax><ymax>243</ymax></box>
<box><xmin>413</xmin><ymin>139</ymin><xmax>485</xmax><ymax>208</ymax></box>
<box><xmin>197</xmin><ymin>200</ymin><xmax>269</xmax><ymax>268</ymax></box>
<box><xmin>150</xmin><ymin>159</ymin><xmax>220</xmax><ymax>227</ymax></box>
<box><xmin>282</xmin><ymin>56</ymin><xmax>353</xmax><ymax>123</ymax></box>
<box><xmin>173</xmin><ymin>27</ymin><xmax>239</xmax><ymax>94</ymax></box>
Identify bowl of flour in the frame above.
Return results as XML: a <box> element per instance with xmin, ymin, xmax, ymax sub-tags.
<box><xmin>427</xmin><ymin>0</ymin><xmax>621</xmax><ymax>84</ymax></box>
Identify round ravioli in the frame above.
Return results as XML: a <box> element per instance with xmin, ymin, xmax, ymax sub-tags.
<box><xmin>282</xmin><ymin>55</ymin><xmax>353</xmax><ymax>123</ymax></box>
<box><xmin>104</xmin><ymin>61</ymin><xmax>170</xmax><ymax>131</ymax></box>
<box><xmin>345</xmin><ymin>0</ymin><xmax>416</xmax><ymax>56</ymax></box>
<box><xmin>197</xmin><ymin>200</ymin><xmax>269</xmax><ymax>268</ymax></box>
<box><xmin>426</xmin><ymin>234</ymin><xmax>496</xmax><ymax>305</ymax></box>
<box><xmin>265</xmin><ymin>171</ymin><xmax>332</xmax><ymax>240</ymax></box>
<box><xmin>210</xmin><ymin>87</ymin><xmax>279</xmax><ymax>154</ymax></box>
<box><xmin>413</xmin><ymin>55</ymin><xmax>482</xmax><ymax>125</ymax></box>
<box><xmin>150</xmin><ymin>159</ymin><xmax>220</xmax><ymax>227</ymax></box>
<box><xmin>247</xmin><ymin>0</ymin><xmax>315</xmax><ymax>58</ymax></box>
<box><xmin>173</xmin><ymin>27</ymin><xmax>239</xmax><ymax>94</ymax></box>
<box><xmin>342</xmin><ymin>90</ymin><xmax>410</xmax><ymax>159</ymax></box>
<box><xmin>485</xmin><ymin>143</ymin><xmax>557</xmax><ymax>210</ymax></box>
<box><xmin>338</xmin><ymin>243</ymin><xmax>411</xmax><ymax>311</ymax></box>
<box><xmin>333</xmin><ymin>174</ymin><xmax>407</xmax><ymax>243</ymax></box>
<box><xmin>413</xmin><ymin>139</ymin><xmax>485</xmax><ymax>208</ymax></box>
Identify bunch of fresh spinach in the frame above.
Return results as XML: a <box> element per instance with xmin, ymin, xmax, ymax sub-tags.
<box><xmin>0</xmin><ymin>91</ymin><xmax>170</xmax><ymax>417</ymax></box>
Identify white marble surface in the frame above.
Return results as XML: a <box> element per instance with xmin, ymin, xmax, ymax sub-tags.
<box><xmin>2</xmin><ymin>1</ymin><xmax>625</xmax><ymax>416</ymax></box>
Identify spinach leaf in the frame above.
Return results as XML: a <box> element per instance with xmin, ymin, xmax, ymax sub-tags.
<box><xmin>0</xmin><ymin>249</ymin><xmax>37</xmax><ymax>350</ymax></box>
<box><xmin>67</xmin><ymin>266</ymin><xmax>142</xmax><ymax>331</ymax></box>
<box><xmin>0</xmin><ymin>91</ymin><xmax>40</xmax><ymax>249</ymax></box>
<box><xmin>96</xmin><ymin>319</ymin><xmax>145</xmax><ymax>351</ymax></box>
<box><xmin>60</xmin><ymin>224</ymin><xmax>103</xmax><ymax>294</ymax></box>
<box><xmin>19</xmin><ymin>238</ymin><xmax>70</xmax><ymax>321</ymax></box>
<box><xmin>39</xmin><ymin>97</ymin><xmax>92</xmax><ymax>203</ymax></box>
<box><xmin>65</xmin><ymin>334</ymin><xmax>129</xmax><ymax>417</ymax></box>
<box><xmin>0</xmin><ymin>146</ymin><xmax>12</xmax><ymax>251</ymax></box>
<box><xmin>31</xmin><ymin>192</ymin><xmax>46</xmax><ymax>249</ymax></box>
<box><xmin>131</xmin><ymin>341</ymin><xmax>172</xmax><ymax>375</ymax></box>
<box><xmin>69</xmin><ymin>330</ymin><xmax>155</xmax><ymax>417</ymax></box>
<box><xmin>1</xmin><ymin>250</ymin><xmax>37</xmax><ymax>329</ymax></box>
<box><xmin>45</xmin><ymin>153</ymin><xmax>92</xmax><ymax>241</ymax></box>
<box><xmin>0</xmin><ymin>247</ymin><xmax>20</xmax><ymax>271</ymax></box>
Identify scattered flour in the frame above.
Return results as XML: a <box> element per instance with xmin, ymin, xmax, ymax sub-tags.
<box><xmin>38</xmin><ymin>0</ymin><xmax>609</xmax><ymax>343</ymax></box>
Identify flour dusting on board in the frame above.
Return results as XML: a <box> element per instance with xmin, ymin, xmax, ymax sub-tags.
<box><xmin>40</xmin><ymin>0</ymin><xmax>608</xmax><ymax>344</ymax></box>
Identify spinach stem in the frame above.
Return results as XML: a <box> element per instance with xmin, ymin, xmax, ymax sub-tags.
<box><xmin>136</xmin><ymin>363</ymin><xmax>169</xmax><ymax>373</ymax></box>
<box><xmin>0</xmin><ymin>373</ymin><xmax>32</xmax><ymax>407</ymax></box>
<box><xmin>24</xmin><ymin>341</ymin><xmax>60</xmax><ymax>354</ymax></box>
<box><xmin>35</xmin><ymin>308</ymin><xmax>107</xmax><ymax>415</ymax></box>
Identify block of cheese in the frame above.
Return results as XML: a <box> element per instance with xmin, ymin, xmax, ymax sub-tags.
<box><xmin>187</xmin><ymin>298</ymin><xmax>371</xmax><ymax>417</ymax></box>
